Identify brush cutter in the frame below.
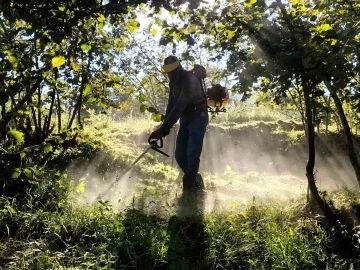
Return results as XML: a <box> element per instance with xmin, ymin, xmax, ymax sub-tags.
<box><xmin>94</xmin><ymin>138</ymin><xmax>169</xmax><ymax>202</ymax></box>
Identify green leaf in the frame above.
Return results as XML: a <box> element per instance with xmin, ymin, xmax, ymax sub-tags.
<box><xmin>127</xmin><ymin>20</ymin><xmax>140</xmax><ymax>34</ymax></box>
<box><xmin>155</xmin><ymin>18</ymin><xmax>163</xmax><ymax>26</ymax></box>
<box><xmin>111</xmin><ymin>75</ymin><xmax>121</xmax><ymax>82</ymax></box>
<box><xmin>140</xmin><ymin>104</ymin><xmax>148</xmax><ymax>113</ymax></box>
<box><xmin>97</xmin><ymin>14</ymin><xmax>105</xmax><ymax>23</ymax></box>
<box><xmin>311</xmin><ymin>24</ymin><xmax>332</xmax><ymax>33</ymax></box>
<box><xmin>8</xmin><ymin>130</ymin><xmax>24</xmax><ymax>143</ymax></box>
<box><xmin>139</xmin><ymin>93</ymin><xmax>147</xmax><ymax>103</ymax></box>
<box><xmin>31</xmin><ymin>167</ymin><xmax>41</xmax><ymax>177</ymax></box>
<box><xmin>43</xmin><ymin>143</ymin><xmax>53</xmax><ymax>153</ymax></box>
<box><xmin>20</xmin><ymin>152</ymin><xmax>26</xmax><ymax>160</ymax></box>
<box><xmin>8</xmin><ymin>55</ymin><xmax>18</xmax><ymax>69</ymax></box>
<box><xmin>151</xmin><ymin>28</ymin><xmax>159</xmax><ymax>36</ymax></box>
<box><xmin>320</xmin><ymin>24</ymin><xmax>331</xmax><ymax>32</ymax></box>
<box><xmin>7</xmin><ymin>206</ymin><xmax>16</xmax><ymax>215</ymax></box>
<box><xmin>70</xmin><ymin>56</ymin><xmax>81</xmax><ymax>71</ymax></box>
<box><xmin>51</xmin><ymin>56</ymin><xmax>65</xmax><ymax>67</ymax></box>
<box><xmin>80</xmin><ymin>44</ymin><xmax>92</xmax><ymax>52</ymax></box>
<box><xmin>76</xmin><ymin>181</ymin><xmax>85</xmax><ymax>193</ymax></box>
<box><xmin>151</xmin><ymin>113</ymin><xmax>163</xmax><ymax>122</ymax></box>
<box><xmin>98</xmin><ymin>23</ymin><xmax>104</xmax><ymax>30</ymax></box>
<box><xmin>289</xmin><ymin>227</ymin><xmax>294</xmax><ymax>237</ymax></box>
<box><xmin>224</xmin><ymin>30</ymin><xmax>235</xmax><ymax>39</ymax></box>
<box><xmin>245</xmin><ymin>0</ymin><xmax>257</xmax><ymax>8</ymax></box>
<box><xmin>58</xmin><ymin>6</ymin><xmax>66</xmax><ymax>11</ymax></box>
<box><xmin>84</xmin><ymin>84</ymin><xmax>92</xmax><ymax>96</ymax></box>
<box><xmin>23</xmin><ymin>168</ymin><xmax>32</xmax><ymax>178</ymax></box>
<box><xmin>11</xmin><ymin>168</ymin><xmax>21</xmax><ymax>179</ymax></box>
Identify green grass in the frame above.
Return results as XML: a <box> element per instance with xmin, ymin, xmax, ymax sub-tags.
<box><xmin>1</xmin><ymin>188</ymin><xmax>360</xmax><ymax>269</ymax></box>
<box><xmin>211</xmin><ymin>103</ymin><xmax>302</xmax><ymax>125</ymax></box>
<box><xmin>2</xmin><ymin>105</ymin><xmax>360</xmax><ymax>269</ymax></box>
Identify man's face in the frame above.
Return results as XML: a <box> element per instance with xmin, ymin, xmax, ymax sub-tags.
<box><xmin>166</xmin><ymin>68</ymin><xmax>179</xmax><ymax>84</ymax></box>
<box><xmin>167</xmin><ymin>72</ymin><xmax>174</xmax><ymax>83</ymax></box>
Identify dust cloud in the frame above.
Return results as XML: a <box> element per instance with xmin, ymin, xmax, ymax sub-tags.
<box><xmin>67</xmin><ymin>122</ymin><xmax>359</xmax><ymax>213</ymax></box>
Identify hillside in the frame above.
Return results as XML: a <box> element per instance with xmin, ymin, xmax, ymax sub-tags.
<box><xmin>67</xmin><ymin>107</ymin><xmax>359</xmax><ymax>211</ymax></box>
<box><xmin>1</xmin><ymin>106</ymin><xmax>360</xmax><ymax>269</ymax></box>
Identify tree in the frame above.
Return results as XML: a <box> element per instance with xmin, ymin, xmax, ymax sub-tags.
<box><xmin>0</xmin><ymin>0</ymin><xmax>161</xmax><ymax>142</ymax></box>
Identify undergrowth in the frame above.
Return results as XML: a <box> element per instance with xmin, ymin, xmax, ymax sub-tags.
<box><xmin>1</xmin><ymin>183</ymin><xmax>360</xmax><ymax>269</ymax></box>
<box><xmin>1</xmin><ymin>108</ymin><xmax>360</xmax><ymax>269</ymax></box>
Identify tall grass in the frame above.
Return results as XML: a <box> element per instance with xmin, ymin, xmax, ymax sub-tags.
<box><xmin>2</xmin><ymin>107</ymin><xmax>360</xmax><ymax>269</ymax></box>
<box><xmin>1</xmin><ymin>188</ymin><xmax>360</xmax><ymax>269</ymax></box>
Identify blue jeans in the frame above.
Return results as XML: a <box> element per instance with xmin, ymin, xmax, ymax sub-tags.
<box><xmin>175</xmin><ymin>113</ymin><xmax>208</xmax><ymax>190</ymax></box>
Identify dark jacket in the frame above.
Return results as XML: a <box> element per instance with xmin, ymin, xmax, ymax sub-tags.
<box><xmin>162</xmin><ymin>72</ymin><xmax>207</xmax><ymax>131</ymax></box>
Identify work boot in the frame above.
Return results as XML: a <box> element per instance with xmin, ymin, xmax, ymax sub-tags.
<box><xmin>195</xmin><ymin>173</ymin><xmax>205</xmax><ymax>191</ymax></box>
<box><xmin>182</xmin><ymin>172</ymin><xmax>196</xmax><ymax>191</ymax></box>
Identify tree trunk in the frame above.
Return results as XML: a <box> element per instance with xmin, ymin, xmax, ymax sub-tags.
<box><xmin>288</xmin><ymin>86</ymin><xmax>307</xmax><ymax>137</ymax></box>
<box><xmin>68</xmin><ymin>79</ymin><xmax>86</xmax><ymax>129</ymax></box>
<box><xmin>276</xmin><ymin>0</ymin><xmax>332</xmax><ymax>217</ymax></box>
<box><xmin>325</xmin><ymin>81</ymin><xmax>360</xmax><ymax>185</ymax></box>
<box><xmin>301</xmin><ymin>72</ymin><xmax>325</xmax><ymax>207</ymax></box>
<box><xmin>322</xmin><ymin>95</ymin><xmax>330</xmax><ymax>137</ymax></box>
<box><xmin>77</xmin><ymin>87</ymin><xmax>84</xmax><ymax>128</ymax></box>
<box><xmin>44</xmin><ymin>88</ymin><xmax>56</xmax><ymax>138</ymax></box>
<box><xmin>0</xmin><ymin>77</ymin><xmax>41</xmax><ymax>138</ymax></box>
<box><xmin>36</xmin><ymin>80</ymin><xmax>42</xmax><ymax>142</ymax></box>
<box><xmin>68</xmin><ymin>52</ymin><xmax>91</xmax><ymax>129</ymax></box>
<box><xmin>57</xmin><ymin>91</ymin><xmax>61</xmax><ymax>132</ymax></box>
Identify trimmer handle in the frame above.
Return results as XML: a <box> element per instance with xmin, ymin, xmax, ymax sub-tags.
<box><xmin>148</xmin><ymin>137</ymin><xmax>164</xmax><ymax>148</ymax></box>
<box><xmin>148</xmin><ymin>137</ymin><xmax>169</xmax><ymax>157</ymax></box>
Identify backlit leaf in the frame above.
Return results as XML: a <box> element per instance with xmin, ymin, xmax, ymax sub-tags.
<box><xmin>139</xmin><ymin>93</ymin><xmax>147</xmax><ymax>103</ymax></box>
<box><xmin>11</xmin><ymin>168</ymin><xmax>21</xmax><ymax>179</ymax></box>
<box><xmin>81</xmin><ymin>44</ymin><xmax>91</xmax><ymax>52</ymax></box>
<box><xmin>8</xmin><ymin>130</ymin><xmax>24</xmax><ymax>143</ymax></box>
<box><xmin>84</xmin><ymin>84</ymin><xmax>92</xmax><ymax>96</ymax></box>
<box><xmin>76</xmin><ymin>181</ymin><xmax>85</xmax><ymax>193</ymax></box>
<box><xmin>8</xmin><ymin>55</ymin><xmax>18</xmax><ymax>69</ymax></box>
<box><xmin>23</xmin><ymin>168</ymin><xmax>32</xmax><ymax>178</ymax></box>
<box><xmin>43</xmin><ymin>143</ymin><xmax>53</xmax><ymax>153</ymax></box>
<box><xmin>151</xmin><ymin>28</ymin><xmax>159</xmax><ymax>36</ymax></box>
<box><xmin>51</xmin><ymin>56</ymin><xmax>65</xmax><ymax>67</ymax></box>
<box><xmin>97</xmin><ymin>14</ymin><xmax>105</xmax><ymax>23</ymax></box>
<box><xmin>311</xmin><ymin>24</ymin><xmax>332</xmax><ymax>32</ymax></box>
<box><xmin>70</xmin><ymin>56</ymin><xmax>81</xmax><ymax>71</ymax></box>
<box><xmin>224</xmin><ymin>30</ymin><xmax>235</xmax><ymax>39</ymax></box>
<box><xmin>20</xmin><ymin>152</ymin><xmax>26</xmax><ymax>160</ymax></box>
<box><xmin>151</xmin><ymin>113</ymin><xmax>163</xmax><ymax>122</ymax></box>
<box><xmin>98</xmin><ymin>23</ymin><xmax>104</xmax><ymax>30</ymax></box>
<box><xmin>127</xmin><ymin>20</ymin><xmax>140</xmax><ymax>34</ymax></box>
<box><xmin>245</xmin><ymin>0</ymin><xmax>257</xmax><ymax>8</ymax></box>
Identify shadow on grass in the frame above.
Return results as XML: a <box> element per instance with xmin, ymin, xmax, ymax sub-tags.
<box><xmin>166</xmin><ymin>175</ymin><xmax>208</xmax><ymax>270</ymax></box>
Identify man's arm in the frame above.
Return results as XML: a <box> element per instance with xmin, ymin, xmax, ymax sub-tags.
<box><xmin>161</xmin><ymin>76</ymin><xmax>196</xmax><ymax>131</ymax></box>
<box><xmin>164</xmin><ymin>86</ymin><xmax>175</xmax><ymax>118</ymax></box>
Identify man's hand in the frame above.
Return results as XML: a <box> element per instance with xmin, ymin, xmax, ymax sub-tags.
<box><xmin>149</xmin><ymin>126</ymin><xmax>165</xmax><ymax>140</ymax></box>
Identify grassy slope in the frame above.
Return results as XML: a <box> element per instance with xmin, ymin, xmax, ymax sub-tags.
<box><xmin>1</xmin><ymin>105</ymin><xmax>360</xmax><ymax>269</ymax></box>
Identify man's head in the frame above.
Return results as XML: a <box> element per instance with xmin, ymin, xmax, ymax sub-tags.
<box><xmin>162</xmin><ymin>55</ymin><xmax>183</xmax><ymax>84</ymax></box>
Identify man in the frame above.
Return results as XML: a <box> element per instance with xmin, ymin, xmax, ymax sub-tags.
<box><xmin>148</xmin><ymin>56</ymin><xmax>209</xmax><ymax>196</ymax></box>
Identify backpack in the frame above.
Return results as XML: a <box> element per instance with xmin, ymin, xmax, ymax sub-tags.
<box><xmin>191</xmin><ymin>64</ymin><xmax>229</xmax><ymax>113</ymax></box>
